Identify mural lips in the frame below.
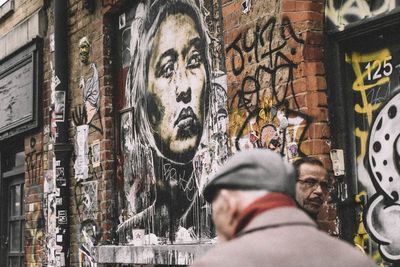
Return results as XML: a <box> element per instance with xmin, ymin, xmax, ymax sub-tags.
<box><xmin>175</xmin><ymin>106</ymin><xmax>200</xmax><ymax>139</ymax></box>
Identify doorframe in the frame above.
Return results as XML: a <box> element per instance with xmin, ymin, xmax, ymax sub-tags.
<box><xmin>0</xmin><ymin>140</ymin><xmax>25</xmax><ymax>266</ymax></box>
<box><xmin>324</xmin><ymin>10</ymin><xmax>400</xmax><ymax>241</ymax></box>
<box><xmin>3</xmin><ymin>173</ymin><xmax>25</xmax><ymax>266</ymax></box>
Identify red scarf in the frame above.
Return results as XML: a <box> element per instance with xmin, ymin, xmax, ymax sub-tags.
<box><xmin>234</xmin><ymin>192</ymin><xmax>296</xmax><ymax>236</ymax></box>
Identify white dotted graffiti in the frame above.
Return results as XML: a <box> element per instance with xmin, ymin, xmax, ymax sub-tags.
<box><xmin>365</xmin><ymin>91</ymin><xmax>400</xmax><ymax>263</ymax></box>
<box><xmin>325</xmin><ymin>0</ymin><xmax>398</xmax><ymax>31</ymax></box>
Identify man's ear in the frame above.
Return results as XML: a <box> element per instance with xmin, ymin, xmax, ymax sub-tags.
<box><xmin>220</xmin><ymin>190</ymin><xmax>240</xmax><ymax>226</ymax></box>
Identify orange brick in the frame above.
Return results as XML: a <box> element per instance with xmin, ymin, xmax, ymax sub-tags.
<box><xmin>306</xmin><ymin>107</ymin><xmax>329</xmax><ymax>122</ymax></box>
<box><xmin>281</xmin><ymin>1</ymin><xmax>297</xmax><ymax>12</ymax></box>
<box><xmin>306</xmin><ymin>91</ymin><xmax>328</xmax><ymax>107</ymax></box>
<box><xmin>300</xmin><ymin>139</ymin><xmax>331</xmax><ymax>155</ymax></box>
<box><xmin>305</xmin><ymin>122</ymin><xmax>331</xmax><ymax>139</ymax></box>
<box><xmin>304</xmin><ymin>45</ymin><xmax>324</xmax><ymax>60</ymax></box>
<box><xmin>303</xmin><ymin>61</ymin><xmax>325</xmax><ymax>76</ymax></box>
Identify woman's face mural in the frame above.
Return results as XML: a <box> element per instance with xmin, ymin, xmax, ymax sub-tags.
<box><xmin>117</xmin><ymin>0</ymin><xmax>228</xmax><ymax>244</ymax></box>
<box><xmin>147</xmin><ymin>13</ymin><xmax>206</xmax><ymax>163</ymax></box>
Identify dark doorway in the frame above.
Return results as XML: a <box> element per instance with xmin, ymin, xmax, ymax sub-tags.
<box><xmin>0</xmin><ymin>145</ymin><xmax>25</xmax><ymax>267</ymax></box>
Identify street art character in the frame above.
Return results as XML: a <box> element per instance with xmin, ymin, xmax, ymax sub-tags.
<box><xmin>79</xmin><ymin>37</ymin><xmax>91</xmax><ymax>65</ymax></box>
<box><xmin>119</xmin><ymin>0</ymin><xmax>227</xmax><ymax>243</ymax></box>
<box><xmin>365</xmin><ymin>91</ymin><xmax>400</xmax><ymax>263</ymax></box>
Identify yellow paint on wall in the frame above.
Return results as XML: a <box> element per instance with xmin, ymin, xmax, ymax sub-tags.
<box><xmin>345</xmin><ymin>48</ymin><xmax>391</xmax><ymax>159</ymax></box>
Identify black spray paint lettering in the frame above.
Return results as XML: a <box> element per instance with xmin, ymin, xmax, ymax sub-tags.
<box><xmin>226</xmin><ymin>17</ymin><xmax>307</xmax><ymax>150</ymax></box>
<box><xmin>226</xmin><ymin>17</ymin><xmax>304</xmax><ymax>111</ymax></box>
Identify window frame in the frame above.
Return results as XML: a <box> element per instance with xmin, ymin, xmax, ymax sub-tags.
<box><xmin>0</xmin><ymin>38</ymin><xmax>42</xmax><ymax>141</ymax></box>
<box><xmin>0</xmin><ymin>0</ymin><xmax>13</xmax><ymax>21</ymax></box>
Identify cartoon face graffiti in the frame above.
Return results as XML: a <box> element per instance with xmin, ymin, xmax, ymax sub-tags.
<box><xmin>147</xmin><ymin>13</ymin><xmax>206</xmax><ymax>163</ymax></box>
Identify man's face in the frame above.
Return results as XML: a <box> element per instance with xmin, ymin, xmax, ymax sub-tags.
<box><xmin>295</xmin><ymin>163</ymin><xmax>329</xmax><ymax>216</ymax></box>
<box><xmin>212</xmin><ymin>190</ymin><xmax>234</xmax><ymax>242</ymax></box>
<box><xmin>147</xmin><ymin>13</ymin><xmax>206</xmax><ymax>163</ymax></box>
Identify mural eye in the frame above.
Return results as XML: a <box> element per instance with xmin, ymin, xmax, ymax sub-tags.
<box><xmin>187</xmin><ymin>51</ymin><xmax>202</xmax><ymax>69</ymax></box>
<box><xmin>161</xmin><ymin>62</ymin><xmax>175</xmax><ymax>78</ymax></box>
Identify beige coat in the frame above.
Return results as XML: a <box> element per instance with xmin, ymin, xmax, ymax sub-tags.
<box><xmin>191</xmin><ymin>207</ymin><xmax>377</xmax><ymax>267</ymax></box>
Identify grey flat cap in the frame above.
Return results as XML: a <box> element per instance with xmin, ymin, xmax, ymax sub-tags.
<box><xmin>203</xmin><ymin>149</ymin><xmax>296</xmax><ymax>202</ymax></box>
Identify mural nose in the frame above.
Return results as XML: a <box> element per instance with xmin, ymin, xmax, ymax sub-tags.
<box><xmin>175</xmin><ymin>71</ymin><xmax>192</xmax><ymax>103</ymax></box>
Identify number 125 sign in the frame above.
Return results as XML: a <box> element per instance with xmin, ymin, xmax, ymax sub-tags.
<box><xmin>364</xmin><ymin>56</ymin><xmax>393</xmax><ymax>81</ymax></box>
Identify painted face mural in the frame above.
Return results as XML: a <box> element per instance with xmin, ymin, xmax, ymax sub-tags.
<box><xmin>117</xmin><ymin>0</ymin><xmax>228</xmax><ymax>244</ymax></box>
<box><xmin>147</xmin><ymin>13</ymin><xmax>206</xmax><ymax>163</ymax></box>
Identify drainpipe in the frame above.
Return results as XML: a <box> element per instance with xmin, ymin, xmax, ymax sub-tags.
<box><xmin>54</xmin><ymin>0</ymin><xmax>72</xmax><ymax>266</ymax></box>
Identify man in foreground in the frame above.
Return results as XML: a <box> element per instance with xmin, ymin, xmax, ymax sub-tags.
<box><xmin>294</xmin><ymin>157</ymin><xmax>330</xmax><ymax>220</ymax></box>
<box><xmin>191</xmin><ymin>149</ymin><xmax>376</xmax><ymax>267</ymax></box>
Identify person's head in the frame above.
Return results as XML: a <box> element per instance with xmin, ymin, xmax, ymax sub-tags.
<box><xmin>128</xmin><ymin>0</ymin><xmax>211</xmax><ymax>164</ymax></box>
<box><xmin>293</xmin><ymin>157</ymin><xmax>330</xmax><ymax>217</ymax></box>
<box><xmin>79</xmin><ymin>36</ymin><xmax>91</xmax><ymax>64</ymax></box>
<box><xmin>203</xmin><ymin>149</ymin><xmax>296</xmax><ymax>241</ymax></box>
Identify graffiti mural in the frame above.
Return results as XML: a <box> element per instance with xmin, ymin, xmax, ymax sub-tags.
<box><xmin>79</xmin><ymin>219</ymin><xmax>99</xmax><ymax>267</ymax></box>
<box><xmin>365</xmin><ymin>92</ymin><xmax>400</xmax><ymax>263</ymax></box>
<box><xmin>325</xmin><ymin>0</ymin><xmax>400</xmax><ymax>31</ymax></box>
<box><xmin>71</xmin><ymin>36</ymin><xmax>102</xmax><ymax>134</ymax></box>
<box><xmin>26</xmin><ymin>189</ymin><xmax>45</xmax><ymax>266</ymax></box>
<box><xmin>68</xmin><ymin>36</ymin><xmax>102</xmax><ymax>266</ymax></box>
<box><xmin>44</xmin><ymin>168</ymin><xmax>62</xmax><ymax>266</ymax></box>
<box><xmin>117</xmin><ymin>0</ymin><xmax>228</xmax><ymax>243</ymax></box>
<box><xmin>25</xmin><ymin>137</ymin><xmax>43</xmax><ymax>184</ymax></box>
<box><xmin>345</xmin><ymin>41</ymin><xmax>400</xmax><ymax>264</ymax></box>
<box><xmin>226</xmin><ymin>16</ymin><xmax>311</xmax><ymax>159</ymax></box>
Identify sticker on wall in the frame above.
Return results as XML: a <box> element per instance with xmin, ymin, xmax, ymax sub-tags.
<box><xmin>44</xmin><ymin>170</ymin><xmax>55</xmax><ymax>194</ymax></box>
<box><xmin>54</xmin><ymin>91</ymin><xmax>65</xmax><ymax>122</ymax></box>
<box><xmin>74</xmin><ymin>125</ymin><xmax>89</xmax><ymax>181</ymax></box>
<box><xmin>91</xmin><ymin>140</ymin><xmax>100</xmax><ymax>167</ymax></box>
<box><xmin>56</xmin><ymin>166</ymin><xmax>66</xmax><ymax>187</ymax></box>
<box><xmin>50</xmin><ymin>33</ymin><xmax>55</xmax><ymax>52</ymax></box>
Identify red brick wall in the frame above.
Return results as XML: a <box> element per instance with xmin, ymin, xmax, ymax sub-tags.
<box><xmin>67</xmin><ymin>0</ymin><xmax>117</xmax><ymax>265</ymax></box>
<box><xmin>12</xmin><ymin>0</ymin><xmax>336</xmax><ymax>265</ymax></box>
<box><xmin>222</xmin><ymin>0</ymin><xmax>337</xmax><ymax>233</ymax></box>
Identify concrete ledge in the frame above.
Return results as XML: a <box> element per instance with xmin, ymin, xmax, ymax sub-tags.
<box><xmin>0</xmin><ymin>8</ymin><xmax>46</xmax><ymax>59</ymax></box>
<box><xmin>0</xmin><ymin>0</ymin><xmax>14</xmax><ymax>21</ymax></box>
<box><xmin>94</xmin><ymin>244</ymin><xmax>214</xmax><ymax>265</ymax></box>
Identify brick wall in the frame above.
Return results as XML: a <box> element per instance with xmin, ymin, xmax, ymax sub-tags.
<box><xmin>24</xmin><ymin>133</ymin><xmax>46</xmax><ymax>266</ymax></box>
<box><xmin>2</xmin><ymin>0</ymin><xmax>338</xmax><ymax>265</ymax></box>
<box><xmin>21</xmin><ymin>1</ymin><xmax>50</xmax><ymax>265</ymax></box>
<box><xmin>222</xmin><ymin>0</ymin><xmax>337</xmax><ymax>234</ymax></box>
<box><xmin>67</xmin><ymin>0</ymin><xmax>116</xmax><ymax>265</ymax></box>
